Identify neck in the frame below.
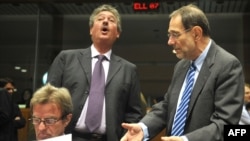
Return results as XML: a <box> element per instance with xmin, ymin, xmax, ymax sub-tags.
<box><xmin>93</xmin><ymin>43</ymin><xmax>112</xmax><ymax>54</ymax></box>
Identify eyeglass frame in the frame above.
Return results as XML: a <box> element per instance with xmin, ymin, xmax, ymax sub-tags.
<box><xmin>29</xmin><ymin>115</ymin><xmax>66</xmax><ymax>126</ymax></box>
<box><xmin>167</xmin><ymin>27</ymin><xmax>192</xmax><ymax>39</ymax></box>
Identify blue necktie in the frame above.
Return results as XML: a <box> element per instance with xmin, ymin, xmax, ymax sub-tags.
<box><xmin>85</xmin><ymin>55</ymin><xmax>106</xmax><ymax>132</ymax></box>
<box><xmin>171</xmin><ymin>63</ymin><xmax>196</xmax><ymax>136</ymax></box>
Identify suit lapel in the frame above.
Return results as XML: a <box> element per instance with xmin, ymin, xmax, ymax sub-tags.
<box><xmin>77</xmin><ymin>48</ymin><xmax>92</xmax><ymax>84</ymax></box>
<box><xmin>106</xmin><ymin>54</ymin><xmax>121</xmax><ymax>85</ymax></box>
<box><xmin>76</xmin><ymin>49</ymin><xmax>122</xmax><ymax>86</ymax></box>
<box><xmin>187</xmin><ymin>41</ymin><xmax>216</xmax><ymax>117</ymax></box>
<box><xmin>187</xmin><ymin>64</ymin><xmax>211</xmax><ymax>115</ymax></box>
<box><xmin>171</xmin><ymin>61</ymin><xmax>190</xmax><ymax>105</ymax></box>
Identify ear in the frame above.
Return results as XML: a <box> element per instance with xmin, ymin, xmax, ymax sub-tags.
<box><xmin>64</xmin><ymin>114</ymin><xmax>73</xmax><ymax>126</ymax></box>
<box><xmin>116</xmin><ymin>32</ymin><xmax>120</xmax><ymax>38</ymax></box>
<box><xmin>90</xmin><ymin>28</ymin><xmax>93</xmax><ymax>36</ymax></box>
<box><xmin>192</xmin><ymin>26</ymin><xmax>202</xmax><ymax>41</ymax></box>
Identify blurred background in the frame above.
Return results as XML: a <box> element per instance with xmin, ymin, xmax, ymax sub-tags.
<box><xmin>0</xmin><ymin>0</ymin><xmax>250</xmax><ymax>106</ymax></box>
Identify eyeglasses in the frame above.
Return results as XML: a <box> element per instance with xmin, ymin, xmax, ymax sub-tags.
<box><xmin>167</xmin><ymin>28</ymin><xmax>192</xmax><ymax>39</ymax></box>
<box><xmin>29</xmin><ymin>117</ymin><xmax>62</xmax><ymax>126</ymax></box>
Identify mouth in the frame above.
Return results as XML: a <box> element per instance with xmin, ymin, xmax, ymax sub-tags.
<box><xmin>38</xmin><ymin>133</ymin><xmax>50</xmax><ymax>140</ymax></box>
<box><xmin>101</xmin><ymin>26</ymin><xmax>109</xmax><ymax>33</ymax></box>
<box><xmin>173</xmin><ymin>48</ymin><xmax>180</xmax><ymax>54</ymax></box>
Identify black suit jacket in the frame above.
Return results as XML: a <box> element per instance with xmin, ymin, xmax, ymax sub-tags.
<box><xmin>12</xmin><ymin>103</ymin><xmax>26</xmax><ymax>141</ymax></box>
<box><xmin>141</xmin><ymin>40</ymin><xmax>244</xmax><ymax>141</ymax></box>
<box><xmin>47</xmin><ymin>47</ymin><xmax>142</xmax><ymax>141</ymax></box>
<box><xmin>0</xmin><ymin>88</ymin><xmax>15</xmax><ymax>141</ymax></box>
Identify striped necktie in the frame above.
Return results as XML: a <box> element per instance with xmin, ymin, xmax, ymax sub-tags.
<box><xmin>171</xmin><ymin>63</ymin><xmax>196</xmax><ymax>136</ymax></box>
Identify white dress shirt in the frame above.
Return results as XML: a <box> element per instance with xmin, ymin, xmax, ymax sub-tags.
<box><xmin>75</xmin><ymin>45</ymin><xmax>111</xmax><ymax>134</ymax></box>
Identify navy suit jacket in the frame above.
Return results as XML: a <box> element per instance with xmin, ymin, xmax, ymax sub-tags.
<box><xmin>141</xmin><ymin>40</ymin><xmax>244</xmax><ymax>141</ymax></box>
<box><xmin>47</xmin><ymin>47</ymin><xmax>142</xmax><ymax>141</ymax></box>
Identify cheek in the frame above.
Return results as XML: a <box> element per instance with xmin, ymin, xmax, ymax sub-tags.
<box><xmin>182</xmin><ymin>38</ymin><xmax>195</xmax><ymax>49</ymax></box>
<box><xmin>50</xmin><ymin>125</ymin><xmax>64</xmax><ymax>136</ymax></box>
<box><xmin>90</xmin><ymin>28</ymin><xmax>97</xmax><ymax>36</ymax></box>
<box><xmin>176</xmin><ymin>39</ymin><xmax>187</xmax><ymax>49</ymax></box>
<box><xmin>90</xmin><ymin>24</ymin><xmax>100</xmax><ymax>35</ymax></box>
<box><xmin>110</xmin><ymin>25</ymin><xmax>119</xmax><ymax>35</ymax></box>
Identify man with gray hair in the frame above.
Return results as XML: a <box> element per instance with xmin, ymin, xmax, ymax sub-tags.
<box><xmin>47</xmin><ymin>4</ymin><xmax>142</xmax><ymax>141</ymax></box>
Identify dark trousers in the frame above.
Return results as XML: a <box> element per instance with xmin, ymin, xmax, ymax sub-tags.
<box><xmin>72</xmin><ymin>131</ymin><xmax>107</xmax><ymax>141</ymax></box>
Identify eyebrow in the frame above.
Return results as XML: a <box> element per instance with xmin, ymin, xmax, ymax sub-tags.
<box><xmin>32</xmin><ymin>116</ymin><xmax>58</xmax><ymax>118</ymax></box>
<box><xmin>168</xmin><ymin>29</ymin><xmax>179</xmax><ymax>33</ymax></box>
<box><xmin>96</xmin><ymin>13</ymin><xmax>115</xmax><ymax>18</ymax></box>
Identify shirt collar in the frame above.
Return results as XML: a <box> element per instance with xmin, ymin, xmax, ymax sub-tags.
<box><xmin>192</xmin><ymin>39</ymin><xmax>211</xmax><ymax>72</ymax></box>
<box><xmin>91</xmin><ymin>44</ymin><xmax>111</xmax><ymax>61</ymax></box>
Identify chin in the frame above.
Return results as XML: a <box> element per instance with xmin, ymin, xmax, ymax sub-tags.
<box><xmin>176</xmin><ymin>54</ymin><xmax>184</xmax><ymax>59</ymax></box>
<box><xmin>37</xmin><ymin>135</ymin><xmax>52</xmax><ymax>140</ymax></box>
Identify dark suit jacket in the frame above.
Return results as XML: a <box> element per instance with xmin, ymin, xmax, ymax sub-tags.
<box><xmin>0</xmin><ymin>88</ymin><xmax>15</xmax><ymax>141</ymax></box>
<box><xmin>141</xmin><ymin>40</ymin><xmax>244</xmax><ymax>141</ymax></box>
<box><xmin>47</xmin><ymin>47</ymin><xmax>142</xmax><ymax>141</ymax></box>
<box><xmin>13</xmin><ymin>103</ymin><xmax>26</xmax><ymax>141</ymax></box>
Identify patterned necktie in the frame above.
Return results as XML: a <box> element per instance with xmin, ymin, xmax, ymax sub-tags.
<box><xmin>171</xmin><ymin>63</ymin><xmax>196</xmax><ymax>136</ymax></box>
<box><xmin>85</xmin><ymin>55</ymin><xmax>106</xmax><ymax>132</ymax></box>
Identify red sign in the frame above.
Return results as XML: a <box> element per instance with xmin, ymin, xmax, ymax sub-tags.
<box><xmin>133</xmin><ymin>2</ymin><xmax>160</xmax><ymax>11</ymax></box>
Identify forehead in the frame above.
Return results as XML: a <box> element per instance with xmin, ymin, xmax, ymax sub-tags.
<box><xmin>33</xmin><ymin>103</ymin><xmax>62</xmax><ymax>117</ymax></box>
<box><xmin>5</xmin><ymin>83</ymin><xmax>14</xmax><ymax>88</ymax></box>
<box><xmin>245</xmin><ymin>86</ymin><xmax>250</xmax><ymax>92</ymax></box>
<box><xmin>96</xmin><ymin>11</ymin><xmax>115</xmax><ymax>18</ymax></box>
<box><xmin>168</xmin><ymin>15</ymin><xmax>184</xmax><ymax>32</ymax></box>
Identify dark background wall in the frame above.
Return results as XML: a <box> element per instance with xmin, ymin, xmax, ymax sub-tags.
<box><xmin>0</xmin><ymin>0</ymin><xmax>249</xmax><ymax>105</ymax></box>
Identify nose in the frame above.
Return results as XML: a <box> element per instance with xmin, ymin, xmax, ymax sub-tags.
<box><xmin>168</xmin><ymin>37</ymin><xmax>175</xmax><ymax>46</ymax></box>
<box><xmin>37</xmin><ymin>121</ymin><xmax>47</xmax><ymax>130</ymax></box>
<box><xmin>103</xmin><ymin>20</ymin><xmax>108</xmax><ymax>26</ymax></box>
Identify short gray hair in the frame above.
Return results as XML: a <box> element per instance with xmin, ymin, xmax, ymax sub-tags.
<box><xmin>89</xmin><ymin>4</ymin><xmax>122</xmax><ymax>33</ymax></box>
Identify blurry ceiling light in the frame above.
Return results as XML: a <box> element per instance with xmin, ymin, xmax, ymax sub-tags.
<box><xmin>21</xmin><ymin>69</ymin><xmax>27</xmax><ymax>73</ymax></box>
<box><xmin>14</xmin><ymin>66</ymin><xmax>21</xmax><ymax>70</ymax></box>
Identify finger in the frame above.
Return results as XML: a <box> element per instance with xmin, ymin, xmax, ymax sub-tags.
<box><xmin>161</xmin><ymin>136</ymin><xmax>167</xmax><ymax>140</ymax></box>
<box><xmin>121</xmin><ymin>123</ymin><xmax>132</xmax><ymax>130</ymax></box>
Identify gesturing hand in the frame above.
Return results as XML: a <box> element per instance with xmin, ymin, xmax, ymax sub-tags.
<box><xmin>120</xmin><ymin>123</ymin><xmax>144</xmax><ymax>141</ymax></box>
